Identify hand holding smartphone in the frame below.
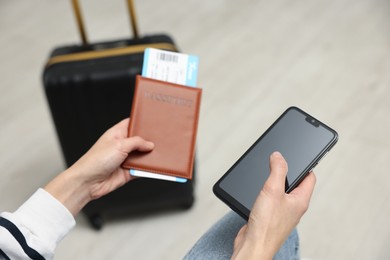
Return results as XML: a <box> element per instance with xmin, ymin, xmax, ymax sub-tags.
<box><xmin>213</xmin><ymin>107</ymin><xmax>338</xmax><ymax>220</ymax></box>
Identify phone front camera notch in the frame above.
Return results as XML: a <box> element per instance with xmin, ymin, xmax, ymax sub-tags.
<box><xmin>306</xmin><ymin>116</ymin><xmax>320</xmax><ymax>127</ymax></box>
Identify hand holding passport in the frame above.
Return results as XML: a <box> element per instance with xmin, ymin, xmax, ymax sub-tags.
<box><xmin>122</xmin><ymin>49</ymin><xmax>201</xmax><ymax>182</ymax></box>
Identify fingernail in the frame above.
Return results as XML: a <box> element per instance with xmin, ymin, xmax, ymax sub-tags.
<box><xmin>147</xmin><ymin>141</ymin><xmax>155</xmax><ymax>149</ymax></box>
<box><xmin>272</xmin><ymin>151</ymin><xmax>282</xmax><ymax>158</ymax></box>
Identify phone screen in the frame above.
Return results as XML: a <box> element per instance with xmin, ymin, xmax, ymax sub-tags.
<box><xmin>213</xmin><ymin>107</ymin><xmax>338</xmax><ymax>219</ymax></box>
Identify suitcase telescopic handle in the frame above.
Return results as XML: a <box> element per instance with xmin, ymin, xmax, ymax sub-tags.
<box><xmin>71</xmin><ymin>0</ymin><xmax>139</xmax><ymax>45</ymax></box>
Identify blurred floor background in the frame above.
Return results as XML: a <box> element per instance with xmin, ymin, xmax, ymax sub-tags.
<box><xmin>1</xmin><ymin>0</ymin><xmax>390</xmax><ymax>259</ymax></box>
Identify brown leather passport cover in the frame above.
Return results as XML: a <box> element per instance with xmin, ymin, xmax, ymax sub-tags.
<box><xmin>122</xmin><ymin>75</ymin><xmax>202</xmax><ymax>179</ymax></box>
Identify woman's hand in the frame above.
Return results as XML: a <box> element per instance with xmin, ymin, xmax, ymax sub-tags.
<box><xmin>232</xmin><ymin>152</ymin><xmax>316</xmax><ymax>260</ymax></box>
<box><xmin>44</xmin><ymin>118</ymin><xmax>154</xmax><ymax>216</ymax></box>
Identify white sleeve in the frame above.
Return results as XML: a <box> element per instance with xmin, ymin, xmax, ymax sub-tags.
<box><xmin>0</xmin><ymin>188</ymin><xmax>76</xmax><ymax>260</ymax></box>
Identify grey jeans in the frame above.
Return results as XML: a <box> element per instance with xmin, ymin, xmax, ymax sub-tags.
<box><xmin>183</xmin><ymin>211</ymin><xmax>299</xmax><ymax>260</ymax></box>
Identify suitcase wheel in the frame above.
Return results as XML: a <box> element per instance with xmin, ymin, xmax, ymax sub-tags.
<box><xmin>89</xmin><ymin>213</ymin><xmax>104</xmax><ymax>230</ymax></box>
<box><xmin>180</xmin><ymin>195</ymin><xmax>195</xmax><ymax>210</ymax></box>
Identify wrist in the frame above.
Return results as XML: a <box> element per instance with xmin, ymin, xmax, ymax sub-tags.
<box><xmin>232</xmin><ymin>226</ymin><xmax>277</xmax><ymax>260</ymax></box>
<box><xmin>44</xmin><ymin>168</ymin><xmax>92</xmax><ymax>216</ymax></box>
<box><xmin>232</xmin><ymin>238</ymin><xmax>274</xmax><ymax>260</ymax></box>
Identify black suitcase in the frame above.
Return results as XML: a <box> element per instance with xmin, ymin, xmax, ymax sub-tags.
<box><xmin>42</xmin><ymin>0</ymin><xmax>195</xmax><ymax>229</ymax></box>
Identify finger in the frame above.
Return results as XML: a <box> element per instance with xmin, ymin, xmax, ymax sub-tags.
<box><xmin>290</xmin><ymin>171</ymin><xmax>316</xmax><ymax>201</ymax></box>
<box><xmin>98</xmin><ymin>170</ymin><xmax>132</xmax><ymax>197</ymax></box>
<box><xmin>265</xmin><ymin>151</ymin><xmax>289</xmax><ymax>190</ymax></box>
<box><xmin>116</xmin><ymin>117</ymin><xmax>130</xmax><ymax>128</ymax></box>
<box><xmin>114</xmin><ymin>118</ymin><xmax>130</xmax><ymax>136</ymax></box>
<box><xmin>122</xmin><ymin>136</ymin><xmax>155</xmax><ymax>153</ymax></box>
<box><xmin>103</xmin><ymin>118</ymin><xmax>130</xmax><ymax>137</ymax></box>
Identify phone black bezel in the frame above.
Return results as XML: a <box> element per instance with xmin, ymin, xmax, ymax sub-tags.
<box><xmin>212</xmin><ymin>106</ymin><xmax>338</xmax><ymax>220</ymax></box>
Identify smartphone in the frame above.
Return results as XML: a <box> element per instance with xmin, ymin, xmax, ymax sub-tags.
<box><xmin>213</xmin><ymin>106</ymin><xmax>338</xmax><ymax>220</ymax></box>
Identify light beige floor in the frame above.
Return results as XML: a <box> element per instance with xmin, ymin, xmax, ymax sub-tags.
<box><xmin>1</xmin><ymin>0</ymin><xmax>390</xmax><ymax>259</ymax></box>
